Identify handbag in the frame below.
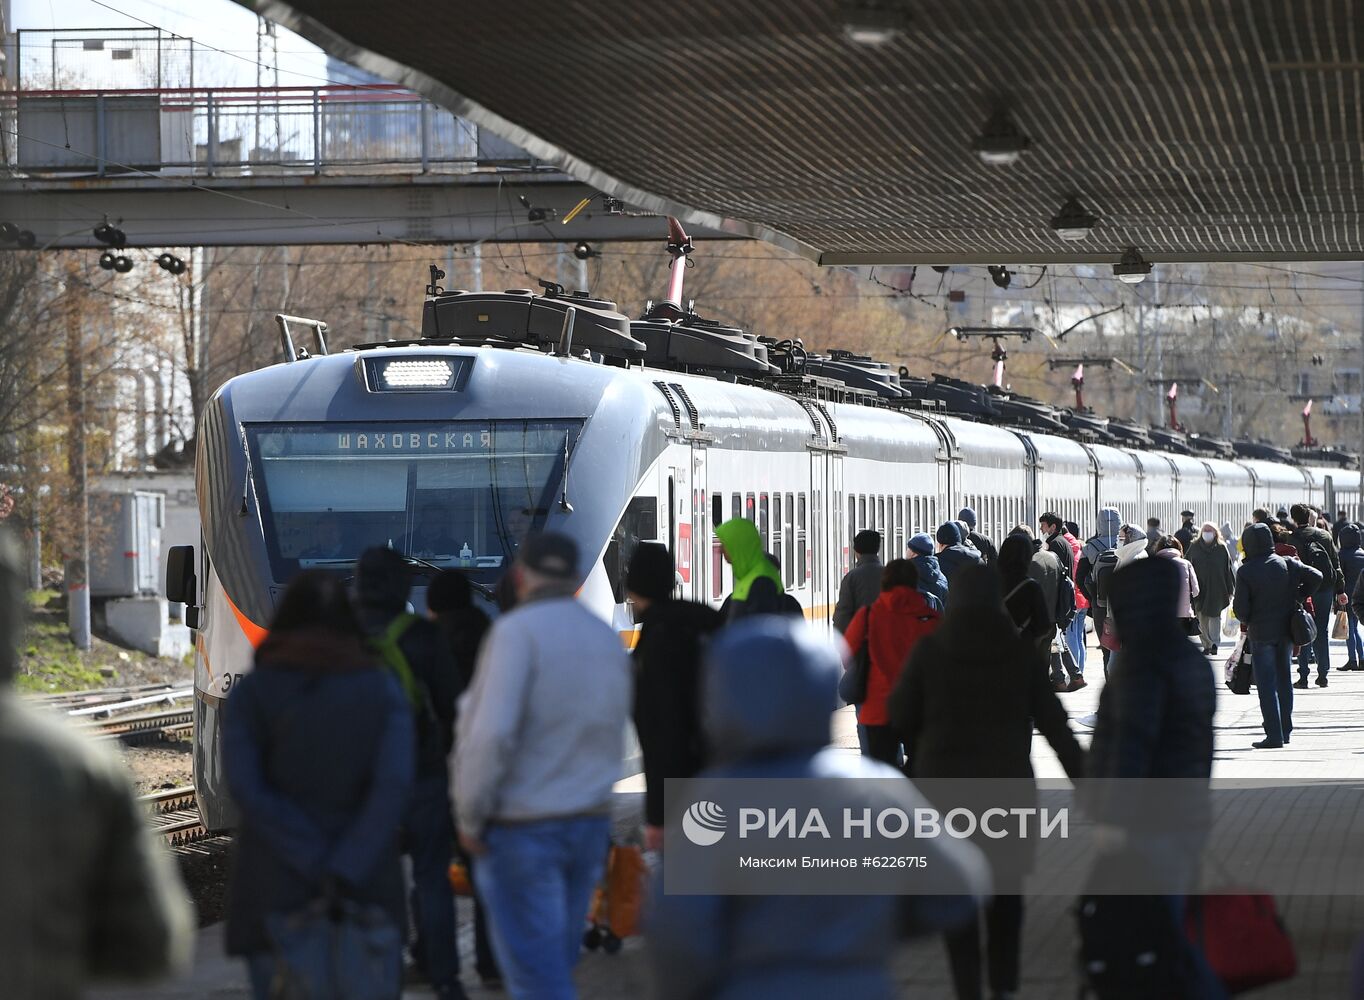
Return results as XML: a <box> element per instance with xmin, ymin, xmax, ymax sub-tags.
<box><xmin>1185</xmin><ymin>894</ymin><xmax>1297</xmax><ymax>993</ymax></box>
<box><xmin>1180</xmin><ymin>617</ymin><xmax>1200</xmax><ymax>637</ymax></box>
<box><xmin>838</xmin><ymin>606</ymin><xmax>872</xmax><ymax>704</ymax></box>
<box><xmin>1225</xmin><ymin>637</ymin><xmax>1253</xmax><ymax>696</ymax></box>
<box><xmin>1332</xmin><ymin>610</ymin><xmax>1349</xmax><ymax>640</ymax></box>
<box><xmin>265</xmin><ymin>889</ymin><xmax>403</xmax><ymax>1000</ymax></box>
<box><xmin>1099</xmin><ymin>616</ymin><xmax>1120</xmax><ymax>652</ymax></box>
<box><xmin>1289</xmin><ymin>605</ymin><xmax>1317</xmax><ymax>648</ymax></box>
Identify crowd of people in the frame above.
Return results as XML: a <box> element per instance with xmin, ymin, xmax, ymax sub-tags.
<box><xmin>2</xmin><ymin>497</ymin><xmax>1361</xmax><ymax>999</ymax></box>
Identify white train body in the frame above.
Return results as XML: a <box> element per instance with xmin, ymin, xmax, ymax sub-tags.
<box><xmin>180</xmin><ymin>340</ymin><xmax>1356</xmax><ymax>829</ymax></box>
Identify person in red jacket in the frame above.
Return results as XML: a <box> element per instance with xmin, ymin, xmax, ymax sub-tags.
<box><xmin>1062</xmin><ymin>520</ymin><xmax>1089</xmax><ymax>680</ymax></box>
<box><xmin>842</xmin><ymin>559</ymin><xmax>942</xmax><ymax>766</ymax></box>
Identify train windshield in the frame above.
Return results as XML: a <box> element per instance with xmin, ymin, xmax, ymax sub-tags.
<box><xmin>245</xmin><ymin>419</ymin><xmax>580</xmax><ymax>583</ymax></box>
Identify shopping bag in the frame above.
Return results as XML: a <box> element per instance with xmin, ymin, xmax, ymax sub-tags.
<box><xmin>1186</xmin><ymin>894</ymin><xmax>1297</xmax><ymax>993</ymax></box>
<box><xmin>584</xmin><ymin>844</ymin><xmax>649</xmax><ymax>951</ymax></box>
<box><xmin>447</xmin><ymin>860</ymin><xmax>474</xmax><ymax>897</ymax></box>
<box><xmin>1224</xmin><ymin>636</ymin><xmax>1252</xmax><ymax>695</ymax></box>
<box><xmin>1332</xmin><ymin>611</ymin><xmax>1348</xmax><ymax>640</ymax></box>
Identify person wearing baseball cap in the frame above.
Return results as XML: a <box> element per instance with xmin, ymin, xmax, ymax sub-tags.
<box><xmin>453</xmin><ymin>532</ymin><xmax>631</xmax><ymax>996</ymax></box>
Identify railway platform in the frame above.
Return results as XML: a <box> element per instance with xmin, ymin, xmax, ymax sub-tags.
<box><xmin>92</xmin><ymin>633</ymin><xmax>1364</xmax><ymax>1000</ymax></box>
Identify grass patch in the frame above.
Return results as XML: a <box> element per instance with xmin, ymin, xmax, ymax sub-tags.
<box><xmin>16</xmin><ymin>590</ymin><xmax>190</xmax><ymax>695</ymax></box>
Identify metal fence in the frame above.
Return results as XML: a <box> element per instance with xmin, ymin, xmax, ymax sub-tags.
<box><xmin>7</xmin><ymin>85</ymin><xmax>539</xmax><ymax>177</ymax></box>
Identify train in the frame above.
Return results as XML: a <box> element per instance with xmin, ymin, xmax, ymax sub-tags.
<box><xmin>168</xmin><ymin>240</ymin><xmax>1359</xmax><ymax>831</ymax></box>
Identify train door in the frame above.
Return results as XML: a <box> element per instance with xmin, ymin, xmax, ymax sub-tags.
<box><xmin>810</xmin><ymin>451</ymin><xmax>827</xmax><ymax>621</ymax></box>
<box><xmin>667</xmin><ymin>457</ymin><xmax>691</xmax><ymax>600</ymax></box>
<box><xmin>829</xmin><ymin>452</ymin><xmax>845</xmax><ymax>607</ymax></box>
<box><xmin>692</xmin><ymin>444</ymin><xmax>708</xmax><ymax>605</ymax></box>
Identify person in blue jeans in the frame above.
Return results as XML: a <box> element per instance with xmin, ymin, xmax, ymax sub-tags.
<box><xmin>454</xmin><ymin>534</ymin><xmax>632</xmax><ymax>1000</ymax></box>
<box><xmin>1339</xmin><ymin>524</ymin><xmax>1364</xmax><ymax>670</ymax></box>
<box><xmin>1290</xmin><ymin>503</ymin><xmax>1345</xmax><ymax>687</ymax></box>
<box><xmin>1233</xmin><ymin>523</ymin><xmax>1322</xmax><ymax>748</ymax></box>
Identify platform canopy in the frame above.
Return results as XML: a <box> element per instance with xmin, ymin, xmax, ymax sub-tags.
<box><xmin>250</xmin><ymin>0</ymin><xmax>1364</xmax><ymax>265</ymax></box>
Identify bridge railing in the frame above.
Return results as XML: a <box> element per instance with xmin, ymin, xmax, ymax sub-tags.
<box><xmin>3</xmin><ymin>84</ymin><xmax>544</xmax><ymax>177</ymax></box>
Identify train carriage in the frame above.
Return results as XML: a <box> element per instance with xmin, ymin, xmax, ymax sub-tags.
<box><xmin>1083</xmin><ymin>443</ymin><xmax>1143</xmax><ymax>529</ymax></box>
<box><xmin>1203</xmin><ymin>457</ymin><xmax>1256</xmax><ymax>536</ymax></box>
<box><xmin>935</xmin><ymin>417</ymin><xmax>1030</xmax><ymax>542</ymax></box>
<box><xmin>1027</xmin><ymin>434</ymin><xmax>1094</xmax><ymax>532</ymax></box>
<box><xmin>1239</xmin><ymin>459</ymin><xmax>1312</xmax><ymax>517</ymax></box>
<box><xmin>175</xmin><ymin>275</ymin><xmax>1356</xmax><ymax>831</ymax></box>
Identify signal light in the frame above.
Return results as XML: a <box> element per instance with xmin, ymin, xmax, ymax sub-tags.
<box><xmin>157</xmin><ymin>253</ymin><xmax>186</xmax><ymax>275</ymax></box>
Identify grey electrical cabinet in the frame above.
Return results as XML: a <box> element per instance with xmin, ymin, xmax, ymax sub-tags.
<box><xmin>90</xmin><ymin>491</ymin><xmax>164</xmax><ymax>597</ymax></box>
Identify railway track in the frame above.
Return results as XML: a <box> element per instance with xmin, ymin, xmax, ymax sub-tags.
<box><xmin>139</xmin><ymin>786</ymin><xmax>219</xmax><ymax>850</ymax></box>
<box><xmin>82</xmin><ymin>706</ymin><xmax>194</xmax><ymax>744</ymax></box>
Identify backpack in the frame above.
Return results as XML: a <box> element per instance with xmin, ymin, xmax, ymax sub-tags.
<box><xmin>1077</xmin><ymin>894</ymin><xmax>1197</xmax><ymax>999</ymax></box>
<box><xmin>367</xmin><ymin>613</ymin><xmax>428</xmax><ymax>708</ymax></box>
<box><xmin>1298</xmin><ymin>535</ymin><xmax>1336</xmax><ymax>591</ymax></box>
<box><xmin>1093</xmin><ymin>548</ymin><xmax>1120</xmax><ymax>606</ymax></box>
<box><xmin>1055</xmin><ymin>572</ymin><xmax>1077</xmax><ymax>626</ymax></box>
<box><xmin>367</xmin><ymin>613</ymin><xmax>440</xmax><ymax>749</ymax></box>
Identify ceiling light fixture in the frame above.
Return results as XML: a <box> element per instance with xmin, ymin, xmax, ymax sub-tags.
<box><xmin>840</xmin><ymin>3</ymin><xmax>909</xmax><ymax>46</ymax></box>
<box><xmin>973</xmin><ymin>111</ymin><xmax>1030</xmax><ymax>166</ymax></box>
<box><xmin>572</xmin><ymin>241</ymin><xmax>600</xmax><ymax>261</ymax></box>
<box><xmin>1050</xmin><ymin>197</ymin><xmax>1097</xmax><ymax>241</ymax></box>
<box><xmin>1112</xmin><ymin>247</ymin><xmax>1153</xmax><ymax>285</ymax></box>
<box><xmin>988</xmin><ymin>265</ymin><xmax>1012</xmax><ymax>289</ymax></box>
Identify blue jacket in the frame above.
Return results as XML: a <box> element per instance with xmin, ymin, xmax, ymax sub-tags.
<box><xmin>1338</xmin><ymin>524</ymin><xmax>1364</xmax><ymax>600</ymax></box>
<box><xmin>223</xmin><ymin>628</ymin><xmax>414</xmax><ymax>956</ymax></box>
<box><xmin>913</xmin><ymin>553</ymin><xmax>949</xmax><ymax>606</ymax></box>
<box><xmin>648</xmin><ymin>618</ymin><xmax>988</xmax><ymax>1000</ymax></box>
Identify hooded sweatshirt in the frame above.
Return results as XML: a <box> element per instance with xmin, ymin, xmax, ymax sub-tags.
<box><xmin>1232</xmin><ymin>522</ymin><xmax>1322</xmax><ymax>643</ymax></box>
<box><xmin>1085</xmin><ymin>557</ymin><xmax>1215</xmax><ymax>838</ymax></box>
<box><xmin>648</xmin><ymin>618</ymin><xmax>990</xmax><ymax>1000</ymax></box>
<box><xmin>1339</xmin><ymin>524</ymin><xmax>1364</xmax><ymax>599</ymax></box>
<box><xmin>716</xmin><ymin>518</ymin><xmax>784</xmax><ymax>604</ymax></box>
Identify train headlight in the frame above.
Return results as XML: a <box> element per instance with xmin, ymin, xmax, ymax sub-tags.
<box><xmin>372</xmin><ymin>358</ymin><xmax>458</xmax><ymax>390</ymax></box>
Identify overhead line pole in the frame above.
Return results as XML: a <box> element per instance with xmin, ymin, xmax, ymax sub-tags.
<box><xmin>64</xmin><ymin>259</ymin><xmax>91</xmax><ymax>650</ymax></box>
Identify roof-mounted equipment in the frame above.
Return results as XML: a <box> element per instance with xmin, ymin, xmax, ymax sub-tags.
<box><xmin>421</xmin><ymin>278</ymin><xmax>644</xmax><ymax>360</ymax></box>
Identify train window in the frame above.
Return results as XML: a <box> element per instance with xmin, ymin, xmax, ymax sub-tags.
<box><xmin>859</xmin><ymin>495</ymin><xmax>867</xmax><ymax>532</ymax></box>
<box><xmin>760</xmin><ymin>493</ymin><xmax>770</xmax><ymax>549</ymax></box>
<box><xmin>772</xmin><ymin>493</ymin><xmax>783</xmax><ymax>567</ymax></box>
<box><xmin>895</xmin><ymin>497</ymin><xmax>903</xmax><ymax>554</ymax></box>
<box><xmin>604</xmin><ymin>496</ymin><xmax>659</xmax><ymax>603</ymax></box>
<box><xmin>745</xmin><ymin>492</ymin><xmax>755</xmax><ymax>522</ymax></box>
<box><xmin>732</xmin><ymin>493</ymin><xmax>741</xmax><ymax>521</ymax></box>
<box><xmin>877</xmin><ymin>497</ymin><xmax>885</xmax><ymax>538</ymax></box>
<box><xmin>798</xmin><ymin>493</ymin><xmax>808</xmax><ymax>586</ymax></box>
<box><xmin>840</xmin><ymin>496</ymin><xmax>851</xmax><ymax>564</ymax></box>
<box><xmin>713</xmin><ymin>493</ymin><xmax>723</xmax><ymax>529</ymax></box>
<box><xmin>785</xmin><ymin>492</ymin><xmax>795</xmax><ymax>587</ymax></box>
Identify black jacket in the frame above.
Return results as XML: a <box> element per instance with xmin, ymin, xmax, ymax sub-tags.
<box><xmin>998</xmin><ymin>535</ymin><xmax>1054</xmax><ymax>649</ymax></box>
<box><xmin>1290</xmin><ymin>523</ymin><xmax>1344</xmax><ymax>594</ymax></box>
<box><xmin>1041</xmin><ymin>530</ymin><xmax>1073</xmax><ymax>580</ymax></box>
<box><xmin>1085</xmin><ymin>558</ymin><xmax>1214</xmax><ymax>833</ymax></box>
<box><xmin>432</xmin><ymin>605</ymin><xmax>491</xmax><ymax>692</ymax></box>
<box><xmin>632</xmin><ymin>598</ymin><xmax>723</xmax><ymax>827</ymax></box>
<box><xmin>1232</xmin><ymin>523</ymin><xmax>1323</xmax><ymax>643</ymax></box>
<box><xmin>360</xmin><ymin>605</ymin><xmax>460</xmax><ymax>778</ymax></box>
<box><xmin>1174</xmin><ymin>522</ymin><xmax>1197</xmax><ymax>551</ymax></box>
<box><xmin>832</xmin><ymin>556</ymin><xmax>883</xmax><ymax>633</ymax></box>
<box><xmin>889</xmin><ymin>565</ymin><xmax>1083</xmax><ymax>876</ymax></box>
<box><xmin>966</xmin><ymin>530</ymin><xmax>997</xmax><ymax>567</ymax></box>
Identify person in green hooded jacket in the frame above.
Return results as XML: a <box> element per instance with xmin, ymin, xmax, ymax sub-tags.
<box><xmin>715</xmin><ymin>518</ymin><xmax>789</xmax><ymax>621</ymax></box>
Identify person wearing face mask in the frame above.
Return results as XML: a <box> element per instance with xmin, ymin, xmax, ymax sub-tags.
<box><xmin>1185</xmin><ymin>522</ymin><xmax>1236</xmax><ymax>656</ymax></box>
